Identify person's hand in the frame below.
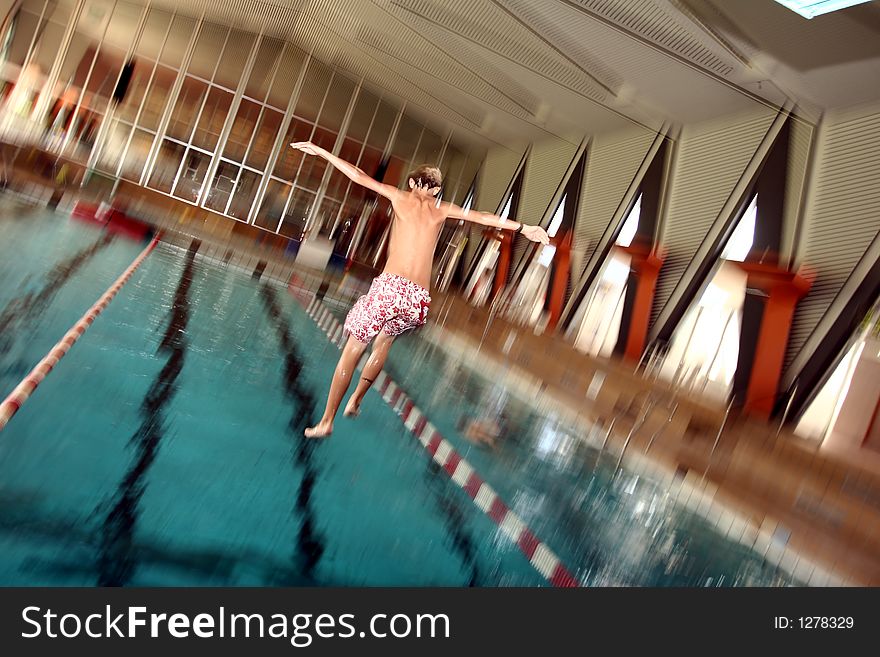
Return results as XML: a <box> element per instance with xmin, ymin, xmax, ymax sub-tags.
<box><xmin>521</xmin><ymin>224</ymin><xmax>549</xmax><ymax>244</ymax></box>
<box><xmin>290</xmin><ymin>141</ymin><xmax>322</xmax><ymax>156</ymax></box>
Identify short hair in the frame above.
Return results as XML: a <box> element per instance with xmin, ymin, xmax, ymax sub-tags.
<box><xmin>407</xmin><ymin>164</ymin><xmax>442</xmax><ymax>189</ymax></box>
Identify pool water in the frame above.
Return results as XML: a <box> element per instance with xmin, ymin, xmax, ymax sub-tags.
<box><xmin>0</xmin><ymin>209</ymin><xmax>801</xmax><ymax>586</ymax></box>
<box><xmin>0</xmin><ymin>206</ymin><xmax>145</xmax><ymax>398</ymax></box>
<box><xmin>382</xmin><ymin>338</ymin><xmax>799</xmax><ymax>586</ymax></box>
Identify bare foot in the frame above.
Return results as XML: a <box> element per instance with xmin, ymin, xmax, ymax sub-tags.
<box><xmin>343</xmin><ymin>397</ymin><xmax>361</xmax><ymax>418</ymax></box>
<box><xmin>304</xmin><ymin>419</ymin><xmax>333</xmax><ymax>438</ymax></box>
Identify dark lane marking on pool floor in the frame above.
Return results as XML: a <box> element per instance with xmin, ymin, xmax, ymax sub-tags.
<box><xmin>259</xmin><ymin>284</ymin><xmax>324</xmax><ymax>583</ymax></box>
<box><xmin>0</xmin><ymin>233</ymin><xmax>115</xmax><ymax>360</ymax></box>
<box><xmin>424</xmin><ymin>460</ymin><xmax>482</xmax><ymax>586</ymax></box>
<box><xmin>0</xmin><ymin>492</ymin><xmax>307</xmax><ymax>584</ymax></box>
<box><xmin>96</xmin><ymin>239</ymin><xmax>199</xmax><ymax>586</ymax></box>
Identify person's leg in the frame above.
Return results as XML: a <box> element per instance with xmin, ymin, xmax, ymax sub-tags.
<box><xmin>344</xmin><ymin>331</ymin><xmax>395</xmax><ymax>417</ymax></box>
<box><xmin>305</xmin><ymin>335</ymin><xmax>369</xmax><ymax>437</ymax></box>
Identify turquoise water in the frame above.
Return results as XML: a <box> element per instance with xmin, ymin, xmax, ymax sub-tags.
<box><xmin>382</xmin><ymin>337</ymin><xmax>800</xmax><ymax>586</ymax></box>
<box><xmin>0</xmin><ymin>206</ymin><xmax>145</xmax><ymax>398</ymax></box>
<box><xmin>0</xmin><ymin>210</ymin><xmax>800</xmax><ymax>586</ymax></box>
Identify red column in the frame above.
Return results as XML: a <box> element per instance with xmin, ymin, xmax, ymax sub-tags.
<box><xmin>619</xmin><ymin>243</ymin><xmax>664</xmax><ymax>362</ymax></box>
<box><xmin>546</xmin><ymin>230</ymin><xmax>572</xmax><ymax>331</ymax></box>
<box><xmin>492</xmin><ymin>230</ymin><xmax>511</xmax><ymax>300</ymax></box>
<box><xmin>736</xmin><ymin>262</ymin><xmax>813</xmax><ymax>419</ymax></box>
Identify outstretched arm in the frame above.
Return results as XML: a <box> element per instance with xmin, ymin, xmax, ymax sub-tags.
<box><xmin>290</xmin><ymin>141</ymin><xmax>402</xmax><ymax>201</ymax></box>
<box><xmin>440</xmin><ymin>202</ymin><xmax>549</xmax><ymax>244</ymax></box>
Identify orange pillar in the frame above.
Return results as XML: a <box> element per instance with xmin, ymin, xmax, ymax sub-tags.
<box><xmin>546</xmin><ymin>231</ymin><xmax>572</xmax><ymax>332</ymax></box>
<box><xmin>736</xmin><ymin>262</ymin><xmax>813</xmax><ymax>419</ymax></box>
<box><xmin>619</xmin><ymin>243</ymin><xmax>665</xmax><ymax>362</ymax></box>
<box><xmin>492</xmin><ymin>230</ymin><xmax>511</xmax><ymax>300</ymax></box>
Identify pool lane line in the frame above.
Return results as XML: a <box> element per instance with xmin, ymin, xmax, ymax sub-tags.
<box><xmin>0</xmin><ymin>236</ymin><xmax>160</xmax><ymax>433</ymax></box>
<box><xmin>0</xmin><ymin>232</ymin><xmax>115</xmax><ymax>337</ymax></box>
<box><xmin>299</xmin><ymin>294</ymin><xmax>580</xmax><ymax>588</ymax></box>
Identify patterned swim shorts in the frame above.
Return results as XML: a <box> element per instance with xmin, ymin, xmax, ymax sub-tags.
<box><xmin>344</xmin><ymin>273</ymin><xmax>431</xmax><ymax>343</ymax></box>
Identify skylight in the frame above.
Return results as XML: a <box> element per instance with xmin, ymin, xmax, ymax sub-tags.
<box><xmin>616</xmin><ymin>194</ymin><xmax>641</xmax><ymax>247</ymax></box>
<box><xmin>498</xmin><ymin>193</ymin><xmax>512</xmax><ymax>221</ymax></box>
<box><xmin>773</xmin><ymin>0</ymin><xmax>873</xmax><ymax>19</ymax></box>
<box><xmin>546</xmin><ymin>195</ymin><xmax>566</xmax><ymax>238</ymax></box>
<box><xmin>461</xmin><ymin>188</ymin><xmax>474</xmax><ymax>213</ymax></box>
<box><xmin>721</xmin><ymin>195</ymin><xmax>757</xmax><ymax>263</ymax></box>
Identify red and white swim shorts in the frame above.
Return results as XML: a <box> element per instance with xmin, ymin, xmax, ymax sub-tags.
<box><xmin>344</xmin><ymin>273</ymin><xmax>432</xmax><ymax>343</ymax></box>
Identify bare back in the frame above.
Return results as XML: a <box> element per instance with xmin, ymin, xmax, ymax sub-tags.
<box><xmin>382</xmin><ymin>193</ymin><xmax>448</xmax><ymax>290</ymax></box>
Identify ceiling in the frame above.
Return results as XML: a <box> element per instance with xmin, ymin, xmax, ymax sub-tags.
<box><xmin>57</xmin><ymin>0</ymin><xmax>880</xmax><ymax>147</ymax></box>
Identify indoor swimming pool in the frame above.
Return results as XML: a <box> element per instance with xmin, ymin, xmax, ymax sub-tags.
<box><xmin>0</xmin><ymin>207</ymin><xmax>802</xmax><ymax>586</ymax></box>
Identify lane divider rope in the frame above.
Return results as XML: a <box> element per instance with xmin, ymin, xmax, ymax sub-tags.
<box><xmin>0</xmin><ymin>237</ymin><xmax>160</xmax><ymax>432</ymax></box>
<box><xmin>298</xmin><ymin>292</ymin><xmax>580</xmax><ymax>587</ymax></box>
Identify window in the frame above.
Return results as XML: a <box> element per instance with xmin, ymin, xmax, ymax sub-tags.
<box><xmin>657</xmin><ymin>194</ymin><xmax>759</xmax><ymax>399</ymax></box>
